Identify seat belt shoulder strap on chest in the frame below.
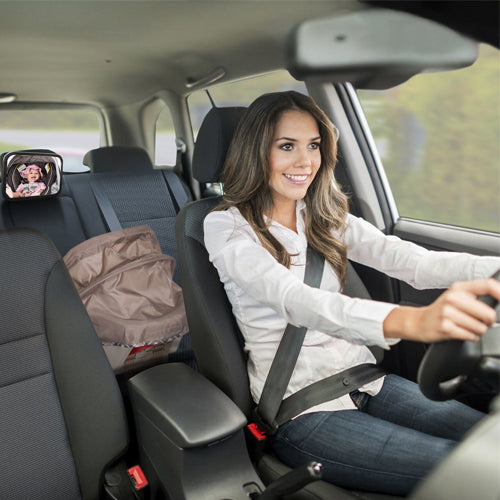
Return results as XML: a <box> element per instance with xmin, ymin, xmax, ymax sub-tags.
<box><xmin>255</xmin><ymin>246</ymin><xmax>386</xmax><ymax>435</ymax></box>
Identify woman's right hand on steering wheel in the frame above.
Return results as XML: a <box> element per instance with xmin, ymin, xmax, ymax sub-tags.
<box><xmin>383</xmin><ymin>277</ymin><xmax>500</xmax><ymax>343</ymax></box>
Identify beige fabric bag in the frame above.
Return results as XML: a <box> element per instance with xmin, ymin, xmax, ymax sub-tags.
<box><xmin>64</xmin><ymin>225</ymin><xmax>189</xmax><ymax>373</ymax></box>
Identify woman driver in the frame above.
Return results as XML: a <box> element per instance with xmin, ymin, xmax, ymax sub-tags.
<box><xmin>204</xmin><ymin>91</ymin><xmax>500</xmax><ymax>495</ymax></box>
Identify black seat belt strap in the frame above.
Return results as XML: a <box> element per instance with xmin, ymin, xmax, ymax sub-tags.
<box><xmin>255</xmin><ymin>246</ymin><xmax>386</xmax><ymax>434</ymax></box>
<box><xmin>256</xmin><ymin>246</ymin><xmax>324</xmax><ymax>433</ymax></box>
<box><xmin>90</xmin><ymin>180</ymin><xmax>122</xmax><ymax>232</ymax></box>
<box><xmin>275</xmin><ymin>363</ymin><xmax>386</xmax><ymax>427</ymax></box>
<box><xmin>161</xmin><ymin>169</ymin><xmax>188</xmax><ymax>212</ymax></box>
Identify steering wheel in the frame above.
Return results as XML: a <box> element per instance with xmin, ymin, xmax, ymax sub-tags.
<box><xmin>418</xmin><ymin>270</ymin><xmax>500</xmax><ymax>401</ymax></box>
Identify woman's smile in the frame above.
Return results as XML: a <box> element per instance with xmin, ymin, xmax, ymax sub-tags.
<box><xmin>283</xmin><ymin>173</ymin><xmax>310</xmax><ymax>184</ymax></box>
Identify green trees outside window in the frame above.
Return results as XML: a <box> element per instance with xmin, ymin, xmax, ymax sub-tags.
<box><xmin>358</xmin><ymin>44</ymin><xmax>500</xmax><ymax>233</ymax></box>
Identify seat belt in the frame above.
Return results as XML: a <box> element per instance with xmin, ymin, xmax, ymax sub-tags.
<box><xmin>254</xmin><ymin>246</ymin><xmax>386</xmax><ymax>435</ymax></box>
<box><xmin>275</xmin><ymin>363</ymin><xmax>385</xmax><ymax>427</ymax></box>
<box><xmin>90</xmin><ymin>180</ymin><xmax>122</xmax><ymax>232</ymax></box>
<box><xmin>161</xmin><ymin>169</ymin><xmax>188</xmax><ymax>212</ymax></box>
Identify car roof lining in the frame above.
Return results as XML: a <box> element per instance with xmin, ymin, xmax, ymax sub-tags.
<box><xmin>0</xmin><ymin>0</ymin><xmax>366</xmax><ymax>107</ymax></box>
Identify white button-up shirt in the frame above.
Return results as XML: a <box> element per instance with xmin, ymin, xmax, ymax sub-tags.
<box><xmin>204</xmin><ymin>201</ymin><xmax>499</xmax><ymax>413</ymax></box>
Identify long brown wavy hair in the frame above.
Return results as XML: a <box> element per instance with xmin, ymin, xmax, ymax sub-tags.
<box><xmin>216</xmin><ymin>91</ymin><xmax>349</xmax><ymax>287</ymax></box>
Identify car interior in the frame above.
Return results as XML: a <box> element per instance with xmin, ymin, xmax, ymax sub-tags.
<box><xmin>0</xmin><ymin>1</ymin><xmax>499</xmax><ymax>499</ymax></box>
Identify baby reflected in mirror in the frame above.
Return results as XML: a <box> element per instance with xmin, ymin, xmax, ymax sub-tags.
<box><xmin>6</xmin><ymin>164</ymin><xmax>47</xmax><ymax>198</ymax></box>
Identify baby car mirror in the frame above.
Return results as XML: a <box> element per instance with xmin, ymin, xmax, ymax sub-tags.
<box><xmin>1</xmin><ymin>149</ymin><xmax>62</xmax><ymax>200</ymax></box>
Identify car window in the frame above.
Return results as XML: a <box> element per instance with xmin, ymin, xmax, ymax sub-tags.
<box><xmin>188</xmin><ymin>70</ymin><xmax>307</xmax><ymax>139</ymax></box>
<box><xmin>0</xmin><ymin>108</ymin><xmax>100</xmax><ymax>173</ymax></box>
<box><xmin>155</xmin><ymin>105</ymin><xmax>177</xmax><ymax>167</ymax></box>
<box><xmin>357</xmin><ymin>44</ymin><xmax>500</xmax><ymax>233</ymax></box>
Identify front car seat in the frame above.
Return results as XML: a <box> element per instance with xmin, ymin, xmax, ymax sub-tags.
<box><xmin>175</xmin><ymin>106</ymin><xmax>395</xmax><ymax>499</ymax></box>
<box><xmin>0</xmin><ymin>228</ymin><xmax>129</xmax><ymax>499</ymax></box>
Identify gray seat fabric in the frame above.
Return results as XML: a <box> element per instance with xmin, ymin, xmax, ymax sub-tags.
<box><xmin>65</xmin><ymin>169</ymin><xmax>186</xmax><ymax>283</ymax></box>
<box><xmin>0</xmin><ymin>183</ymin><xmax>89</xmax><ymax>255</ymax></box>
<box><xmin>71</xmin><ymin>146</ymin><xmax>190</xmax><ymax>283</ymax></box>
<box><xmin>178</xmin><ymin>107</ymin><xmax>252</xmax><ymax>410</ymax></box>
<box><xmin>0</xmin><ymin>228</ymin><xmax>128</xmax><ymax>499</ymax></box>
<box><xmin>177</xmin><ymin>195</ymin><xmax>253</xmax><ymax>413</ymax></box>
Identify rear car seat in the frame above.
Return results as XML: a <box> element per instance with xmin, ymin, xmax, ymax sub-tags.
<box><xmin>0</xmin><ymin>145</ymin><xmax>191</xmax><ymax>280</ymax></box>
<box><xmin>66</xmin><ymin>145</ymin><xmax>190</xmax><ymax>284</ymax></box>
<box><xmin>0</xmin><ymin>181</ymin><xmax>89</xmax><ymax>255</ymax></box>
<box><xmin>0</xmin><ymin>145</ymin><xmax>195</xmax><ymax>367</ymax></box>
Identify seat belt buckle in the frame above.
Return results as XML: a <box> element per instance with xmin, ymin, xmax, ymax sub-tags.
<box><xmin>127</xmin><ymin>465</ymin><xmax>148</xmax><ymax>491</ymax></box>
<box><xmin>252</xmin><ymin>408</ymin><xmax>279</xmax><ymax>436</ymax></box>
<box><xmin>247</xmin><ymin>422</ymin><xmax>268</xmax><ymax>441</ymax></box>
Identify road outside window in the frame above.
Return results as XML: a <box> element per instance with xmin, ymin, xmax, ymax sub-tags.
<box><xmin>358</xmin><ymin>44</ymin><xmax>499</xmax><ymax>233</ymax></box>
<box><xmin>0</xmin><ymin>109</ymin><xmax>100</xmax><ymax>173</ymax></box>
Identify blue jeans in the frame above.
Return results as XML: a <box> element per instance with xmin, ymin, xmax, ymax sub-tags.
<box><xmin>271</xmin><ymin>374</ymin><xmax>484</xmax><ymax>496</ymax></box>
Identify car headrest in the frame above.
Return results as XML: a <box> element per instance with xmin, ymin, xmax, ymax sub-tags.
<box><xmin>83</xmin><ymin>146</ymin><xmax>154</xmax><ymax>173</ymax></box>
<box><xmin>192</xmin><ymin>106</ymin><xmax>246</xmax><ymax>183</ymax></box>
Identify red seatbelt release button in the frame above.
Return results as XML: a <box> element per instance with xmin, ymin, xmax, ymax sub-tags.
<box><xmin>248</xmin><ymin>423</ymin><xmax>267</xmax><ymax>441</ymax></box>
<box><xmin>127</xmin><ymin>465</ymin><xmax>148</xmax><ymax>490</ymax></box>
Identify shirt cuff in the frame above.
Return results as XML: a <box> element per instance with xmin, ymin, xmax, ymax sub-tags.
<box><xmin>473</xmin><ymin>257</ymin><xmax>500</xmax><ymax>280</ymax></box>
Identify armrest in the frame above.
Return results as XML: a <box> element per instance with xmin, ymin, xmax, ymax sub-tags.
<box><xmin>128</xmin><ymin>363</ymin><xmax>247</xmax><ymax>448</ymax></box>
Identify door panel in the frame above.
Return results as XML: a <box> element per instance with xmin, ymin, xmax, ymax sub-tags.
<box><xmin>393</xmin><ymin>218</ymin><xmax>499</xmax><ymax>307</ymax></box>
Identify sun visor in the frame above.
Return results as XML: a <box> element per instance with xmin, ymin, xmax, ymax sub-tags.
<box><xmin>1</xmin><ymin>149</ymin><xmax>63</xmax><ymax>200</ymax></box>
<box><xmin>287</xmin><ymin>8</ymin><xmax>478</xmax><ymax>90</ymax></box>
